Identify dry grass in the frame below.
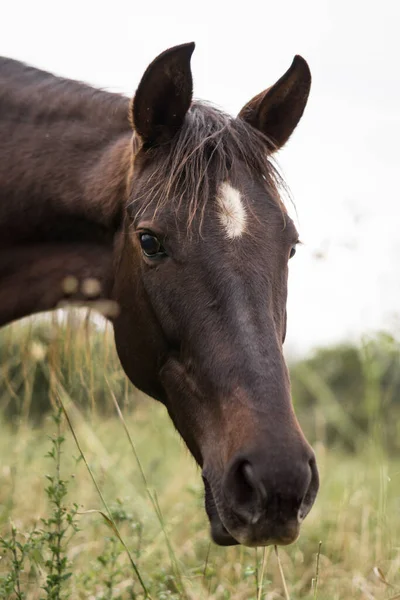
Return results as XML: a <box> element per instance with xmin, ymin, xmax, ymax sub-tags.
<box><xmin>0</xmin><ymin>313</ymin><xmax>399</xmax><ymax>599</ymax></box>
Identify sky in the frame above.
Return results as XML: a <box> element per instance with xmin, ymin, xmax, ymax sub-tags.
<box><xmin>2</xmin><ymin>0</ymin><xmax>399</xmax><ymax>353</ymax></box>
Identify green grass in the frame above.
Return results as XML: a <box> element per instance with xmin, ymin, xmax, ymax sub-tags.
<box><xmin>1</xmin><ymin>402</ymin><xmax>399</xmax><ymax>598</ymax></box>
<box><xmin>0</xmin><ymin>313</ymin><xmax>399</xmax><ymax>599</ymax></box>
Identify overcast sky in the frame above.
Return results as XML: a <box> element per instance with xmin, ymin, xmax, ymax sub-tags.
<box><xmin>2</xmin><ymin>0</ymin><xmax>399</xmax><ymax>353</ymax></box>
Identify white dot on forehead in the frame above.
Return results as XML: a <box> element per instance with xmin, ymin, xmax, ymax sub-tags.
<box><xmin>217</xmin><ymin>182</ymin><xmax>246</xmax><ymax>238</ymax></box>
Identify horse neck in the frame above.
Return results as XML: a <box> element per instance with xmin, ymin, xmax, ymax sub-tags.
<box><xmin>0</xmin><ymin>134</ymin><xmax>132</xmax><ymax>246</ymax></box>
<box><xmin>0</xmin><ymin>70</ymin><xmax>134</xmax><ymax>324</ymax></box>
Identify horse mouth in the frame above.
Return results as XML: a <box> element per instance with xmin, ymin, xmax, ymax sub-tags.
<box><xmin>203</xmin><ymin>475</ymin><xmax>240</xmax><ymax>546</ymax></box>
<box><xmin>210</xmin><ymin>515</ymin><xmax>240</xmax><ymax>546</ymax></box>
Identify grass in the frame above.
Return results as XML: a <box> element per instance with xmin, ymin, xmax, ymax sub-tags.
<box><xmin>0</xmin><ymin>313</ymin><xmax>399</xmax><ymax>598</ymax></box>
<box><xmin>1</xmin><ymin>401</ymin><xmax>399</xmax><ymax>598</ymax></box>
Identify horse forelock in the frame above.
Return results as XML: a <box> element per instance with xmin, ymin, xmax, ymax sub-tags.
<box><xmin>128</xmin><ymin>102</ymin><xmax>289</xmax><ymax>232</ymax></box>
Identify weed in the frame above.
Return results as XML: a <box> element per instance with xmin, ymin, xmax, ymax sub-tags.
<box><xmin>0</xmin><ymin>523</ymin><xmax>40</xmax><ymax>599</ymax></box>
<box><xmin>40</xmin><ymin>407</ymin><xmax>79</xmax><ymax>599</ymax></box>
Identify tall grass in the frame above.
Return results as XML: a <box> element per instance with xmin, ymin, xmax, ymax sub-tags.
<box><xmin>0</xmin><ymin>310</ymin><xmax>399</xmax><ymax>598</ymax></box>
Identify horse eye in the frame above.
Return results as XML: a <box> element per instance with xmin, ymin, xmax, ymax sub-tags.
<box><xmin>289</xmin><ymin>245</ymin><xmax>297</xmax><ymax>259</ymax></box>
<box><xmin>139</xmin><ymin>233</ymin><xmax>166</xmax><ymax>258</ymax></box>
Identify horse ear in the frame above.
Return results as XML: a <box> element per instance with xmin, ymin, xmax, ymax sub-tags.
<box><xmin>238</xmin><ymin>55</ymin><xmax>311</xmax><ymax>152</ymax></box>
<box><xmin>132</xmin><ymin>42</ymin><xmax>195</xmax><ymax>147</ymax></box>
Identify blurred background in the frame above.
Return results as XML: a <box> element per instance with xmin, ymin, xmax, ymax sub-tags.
<box><xmin>0</xmin><ymin>1</ymin><xmax>399</xmax><ymax>598</ymax></box>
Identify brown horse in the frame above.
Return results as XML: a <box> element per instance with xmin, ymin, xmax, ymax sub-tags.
<box><xmin>0</xmin><ymin>43</ymin><xmax>318</xmax><ymax>547</ymax></box>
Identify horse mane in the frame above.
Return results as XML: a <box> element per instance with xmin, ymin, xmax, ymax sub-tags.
<box><xmin>130</xmin><ymin>102</ymin><xmax>287</xmax><ymax>230</ymax></box>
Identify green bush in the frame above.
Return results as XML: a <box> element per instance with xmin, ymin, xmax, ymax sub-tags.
<box><xmin>290</xmin><ymin>333</ymin><xmax>400</xmax><ymax>454</ymax></box>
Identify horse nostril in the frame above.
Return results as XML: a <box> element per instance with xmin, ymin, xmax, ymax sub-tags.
<box><xmin>242</xmin><ymin>462</ymin><xmax>267</xmax><ymax>504</ymax></box>
<box><xmin>298</xmin><ymin>455</ymin><xmax>319</xmax><ymax>521</ymax></box>
<box><xmin>223</xmin><ymin>458</ymin><xmax>266</xmax><ymax>523</ymax></box>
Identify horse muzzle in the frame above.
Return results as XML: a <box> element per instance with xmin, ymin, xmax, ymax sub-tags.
<box><xmin>203</xmin><ymin>447</ymin><xmax>319</xmax><ymax>547</ymax></box>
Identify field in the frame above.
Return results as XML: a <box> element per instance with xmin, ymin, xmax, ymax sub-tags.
<box><xmin>0</xmin><ymin>313</ymin><xmax>399</xmax><ymax>599</ymax></box>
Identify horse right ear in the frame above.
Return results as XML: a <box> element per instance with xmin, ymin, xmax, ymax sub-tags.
<box><xmin>131</xmin><ymin>42</ymin><xmax>195</xmax><ymax>147</ymax></box>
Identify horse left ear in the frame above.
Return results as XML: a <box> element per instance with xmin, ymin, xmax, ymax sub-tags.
<box><xmin>132</xmin><ymin>42</ymin><xmax>195</xmax><ymax>147</ymax></box>
<box><xmin>238</xmin><ymin>55</ymin><xmax>311</xmax><ymax>152</ymax></box>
